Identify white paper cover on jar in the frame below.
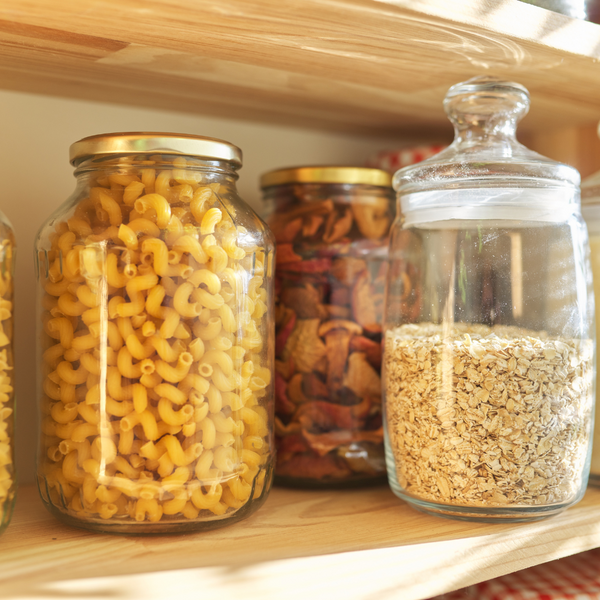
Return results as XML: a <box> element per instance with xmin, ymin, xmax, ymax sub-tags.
<box><xmin>401</xmin><ymin>187</ymin><xmax>580</xmax><ymax>227</ymax></box>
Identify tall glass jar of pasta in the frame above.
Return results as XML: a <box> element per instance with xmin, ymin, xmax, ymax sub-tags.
<box><xmin>35</xmin><ymin>133</ymin><xmax>275</xmax><ymax>533</ymax></box>
<box><xmin>0</xmin><ymin>212</ymin><xmax>15</xmax><ymax>535</ymax></box>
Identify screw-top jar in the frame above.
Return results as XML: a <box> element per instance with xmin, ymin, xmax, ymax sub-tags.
<box><xmin>384</xmin><ymin>77</ymin><xmax>594</xmax><ymax>521</ymax></box>
<box><xmin>35</xmin><ymin>133</ymin><xmax>275</xmax><ymax>533</ymax></box>
<box><xmin>0</xmin><ymin>212</ymin><xmax>15</xmax><ymax>535</ymax></box>
<box><xmin>262</xmin><ymin>167</ymin><xmax>396</xmax><ymax>487</ymax></box>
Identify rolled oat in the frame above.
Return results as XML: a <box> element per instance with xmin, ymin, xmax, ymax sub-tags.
<box><xmin>384</xmin><ymin>323</ymin><xmax>594</xmax><ymax>507</ymax></box>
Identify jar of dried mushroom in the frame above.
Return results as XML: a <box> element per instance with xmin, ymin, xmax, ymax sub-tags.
<box><xmin>384</xmin><ymin>76</ymin><xmax>595</xmax><ymax>521</ymax></box>
<box><xmin>261</xmin><ymin>166</ymin><xmax>396</xmax><ymax>486</ymax></box>
<box><xmin>35</xmin><ymin>133</ymin><xmax>275</xmax><ymax>533</ymax></box>
<box><xmin>581</xmin><ymin>163</ymin><xmax>600</xmax><ymax>486</ymax></box>
<box><xmin>0</xmin><ymin>211</ymin><xmax>15</xmax><ymax>535</ymax></box>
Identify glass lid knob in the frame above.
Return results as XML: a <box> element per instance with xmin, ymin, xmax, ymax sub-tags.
<box><xmin>444</xmin><ymin>75</ymin><xmax>530</xmax><ymax>138</ymax></box>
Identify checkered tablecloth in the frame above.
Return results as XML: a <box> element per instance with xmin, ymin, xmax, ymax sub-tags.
<box><xmin>431</xmin><ymin>549</ymin><xmax>600</xmax><ymax>599</ymax></box>
<box><xmin>366</xmin><ymin>145</ymin><xmax>447</xmax><ymax>173</ymax></box>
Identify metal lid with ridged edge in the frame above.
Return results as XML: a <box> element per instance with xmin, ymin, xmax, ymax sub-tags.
<box><xmin>260</xmin><ymin>166</ymin><xmax>392</xmax><ymax>189</ymax></box>
<box><xmin>69</xmin><ymin>132</ymin><xmax>243</xmax><ymax>167</ymax></box>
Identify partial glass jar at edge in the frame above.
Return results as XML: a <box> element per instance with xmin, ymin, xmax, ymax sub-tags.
<box><xmin>581</xmin><ymin>169</ymin><xmax>600</xmax><ymax>486</ymax></box>
<box><xmin>0</xmin><ymin>212</ymin><xmax>15</xmax><ymax>535</ymax></box>
<box><xmin>35</xmin><ymin>133</ymin><xmax>275</xmax><ymax>533</ymax></box>
<box><xmin>384</xmin><ymin>76</ymin><xmax>595</xmax><ymax>522</ymax></box>
<box><xmin>262</xmin><ymin>168</ymin><xmax>397</xmax><ymax>487</ymax></box>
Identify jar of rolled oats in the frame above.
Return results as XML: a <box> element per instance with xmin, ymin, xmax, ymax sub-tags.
<box><xmin>581</xmin><ymin>160</ymin><xmax>600</xmax><ymax>487</ymax></box>
<box><xmin>384</xmin><ymin>77</ymin><xmax>595</xmax><ymax>521</ymax></box>
<box><xmin>35</xmin><ymin>133</ymin><xmax>275</xmax><ymax>533</ymax></box>
<box><xmin>261</xmin><ymin>167</ymin><xmax>396</xmax><ymax>487</ymax></box>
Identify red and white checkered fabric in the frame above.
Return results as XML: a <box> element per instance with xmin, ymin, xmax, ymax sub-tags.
<box><xmin>430</xmin><ymin>549</ymin><xmax>600</xmax><ymax>599</ymax></box>
<box><xmin>366</xmin><ymin>145</ymin><xmax>447</xmax><ymax>174</ymax></box>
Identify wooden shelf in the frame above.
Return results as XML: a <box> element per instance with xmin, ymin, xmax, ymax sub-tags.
<box><xmin>4</xmin><ymin>2</ymin><xmax>600</xmax><ymax>597</ymax></box>
<box><xmin>3</xmin><ymin>484</ymin><xmax>600</xmax><ymax>599</ymax></box>
<box><xmin>2</xmin><ymin>0</ymin><xmax>600</xmax><ymax>136</ymax></box>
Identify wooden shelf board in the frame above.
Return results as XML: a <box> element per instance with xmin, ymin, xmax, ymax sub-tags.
<box><xmin>3</xmin><ymin>484</ymin><xmax>600</xmax><ymax>599</ymax></box>
<box><xmin>2</xmin><ymin>1</ymin><xmax>600</xmax><ymax>136</ymax></box>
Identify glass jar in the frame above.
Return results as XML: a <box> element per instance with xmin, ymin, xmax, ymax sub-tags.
<box><xmin>518</xmin><ymin>0</ymin><xmax>600</xmax><ymax>24</ymax></box>
<box><xmin>0</xmin><ymin>213</ymin><xmax>15</xmax><ymax>535</ymax></box>
<box><xmin>581</xmin><ymin>165</ymin><xmax>600</xmax><ymax>486</ymax></box>
<box><xmin>384</xmin><ymin>76</ymin><xmax>595</xmax><ymax>522</ymax></box>
<box><xmin>35</xmin><ymin>133</ymin><xmax>275</xmax><ymax>533</ymax></box>
<box><xmin>261</xmin><ymin>167</ymin><xmax>396</xmax><ymax>487</ymax></box>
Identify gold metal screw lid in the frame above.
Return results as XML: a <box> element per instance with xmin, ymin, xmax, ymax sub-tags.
<box><xmin>69</xmin><ymin>132</ymin><xmax>243</xmax><ymax>167</ymax></box>
<box><xmin>260</xmin><ymin>166</ymin><xmax>392</xmax><ymax>189</ymax></box>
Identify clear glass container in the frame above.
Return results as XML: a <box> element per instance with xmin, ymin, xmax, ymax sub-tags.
<box><xmin>581</xmin><ymin>162</ymin><xmax>600</xmax><ymax>486</ymax></box>
<box><xmin>0</xmin><ymin>213</ymin><xmax>15</xmax><ymax>535</ymax></box>
<box><xmin>35</xmin><ymin>133</ymin><xmax>275</xmax><ymax>533</ymax></box>
<box><xmin>518</xmin><ymin>0</ymin><xmax>600</xmax><ymax>24</ymax></box>
<box><xmin>384</xmin><ymin>76</ymin><xmax>595</xmax><ymax>522</ymax></box>
<box><xmin>261</xmin><ymin>167</ymin><xmax>396</xmax><ymax>487</ymax></box>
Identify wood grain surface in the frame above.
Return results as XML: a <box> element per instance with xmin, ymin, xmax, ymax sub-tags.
<box><xmin>2</xmin><ymin>484</ymin><xmax>600</xmax><ymax>599</ymax></box>
<box><xmin>1</xmin><ymin>0</ymin><xmax>600</xmax><ymax>135</ymax></box>
<box><xmin>523</xmin><ymin>124</ymin><xmax>600</xmax><ymax>179</ymax></box>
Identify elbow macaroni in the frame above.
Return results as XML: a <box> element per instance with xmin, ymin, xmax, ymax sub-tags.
<box><xmin>0</xmin><ymin>237</ymin><xmax>14</xmax><ymax>531</ymax></box>
<box><xmin>37</xmin><ymin>155</ymin><xmax>273</xmax><ymax>530</ymax></box>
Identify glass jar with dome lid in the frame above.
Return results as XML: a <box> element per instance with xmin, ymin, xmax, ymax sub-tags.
<box><xmin>383</xmin><ymin>76</ymin><xmax>595</xmax><ymax>522</ymax></box>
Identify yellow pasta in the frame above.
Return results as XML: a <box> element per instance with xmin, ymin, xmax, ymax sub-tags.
<box><xmin>121</xmin><ymin>410</ymin><xmax>159</xmax><ymax>441</ymax></box>
<box><xmin>117</xmin><ymin>273</ymin><xmax>159</xmax><ymax>317</ymax></box>
<box><xmin>122</xmin><ymin>181</ymin><xmax>146</xmax><ymax>206</ymax></box>
<box><xmin>134</xmin><ymin>194</ymin><xmax>171</xmax><ymax>228</ymax></box>
<box><xmin>173</xmin><ymin>282</ymin><xmax>202</xmax><ymax>318</ymax></box>
<box><xmin>154</xmin><ymin>383</ymin><xmax>187</xmax><ymax>406</ymax></box>
<box><xmin>173</xmin><ymin>235</ymin><xmax>208</xmax><ymax>264</ymax></box>
<box><xmin>200</xmin><ymin>208</ymin><xmax>222</xmax><ymax>235</ymax></box>
<box><xmin>128</xmin><ymin>218</ymin><xmax>160</xmax><ymax>238</ymax></box>
<box><xmin>99</xmin><ymin>190</ymin><xmax>123</xmax><ymax>227</ymax></box>
<box><xmin>51</xmin><ymin>402</ymin><xmax>79</xmax><ymax>424</ymax></box>
<box><xmin>0</xmin><ymin>236</ymin><xmax>14</xmax><ymax>532</ymax></box>
<box><xmin>190</xmin><ymin>186</ymin><xmax>213</xmax><ymax>223</ymax></box>
<box><xmin>37</xmin><ymin>150</ymin><xmax>273</xmax><ymax>532</ymax></box>
<box><xmin>188</xmin><ymin>338</ymin><xmax>205</xmax><ymax>362</ymax></box>
<box><xmin>221</xmin><ymin>231</ymin><xmax>246</xmax><ymax>260</ymax></box>
<box><xmin>158</xmin><ymin>399</ymin><xmax>194</xmax><ymax>426</ymax></box>
<box><xmin>206</xmin><ymin>245</ymin><xmax>228</xmax><ymax>274</ymax></box>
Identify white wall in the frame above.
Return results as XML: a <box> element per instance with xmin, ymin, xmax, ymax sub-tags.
<box><xmin>0</xmin><ymin>89</ymin><xmax>412</xmax><ymax>485</ymax></box>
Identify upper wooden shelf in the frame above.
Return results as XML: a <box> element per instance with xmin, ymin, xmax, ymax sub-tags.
<box><xmin>2</xmin><ymin>0</ymin><xmax>600</xmax><ymax>137</ymax></box>
<box><xmin>4</xmin><ymin>484</ymin><xmax>600</xmax><ymax>600</ymax></box>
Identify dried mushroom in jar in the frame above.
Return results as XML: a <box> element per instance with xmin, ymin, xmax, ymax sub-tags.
<box><xmin>262</xmin><ymin>167</ymin><xmax>401</xmax><ymax>485</ymax></box>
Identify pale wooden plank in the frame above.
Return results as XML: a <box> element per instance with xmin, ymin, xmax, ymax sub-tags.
<box><xmin>522</xmin><ymin>124</ymin><xmax>600</xmax><ymax>179</ymax></box>
<box><xmin>3</xmin><ymin>485</ymin><xmax>600</xmax><ymax>599</ymax></box>
<box><xmin>0</xmin><ymin>1</ymin><xmax>599</xmax><ymax>134</ymax></box>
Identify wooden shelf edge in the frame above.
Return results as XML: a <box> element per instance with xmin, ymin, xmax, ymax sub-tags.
<box><xmin>386</xmin><ymin>0</ymin><xmax>600</xmax><ymax>59</ymax></box>
<box><xmin>1</xmin><ymin>1</ymin><xmax>600</xmax><ymax>136</ymax></box>
<box><xmin>3</xmin><ymin>485</ymin><xmax>600</xmax><ymax>599</ymax></box>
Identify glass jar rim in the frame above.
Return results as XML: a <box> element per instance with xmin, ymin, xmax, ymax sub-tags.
<box><xmin>69</xmin><ymin>132</ymin><xmax>243</xmax><ymax>168</ymax></box>
<box><xmin>260</xmin><ymin>166</ymin><xmax>392</xmax><ymax>188</ymax></box>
